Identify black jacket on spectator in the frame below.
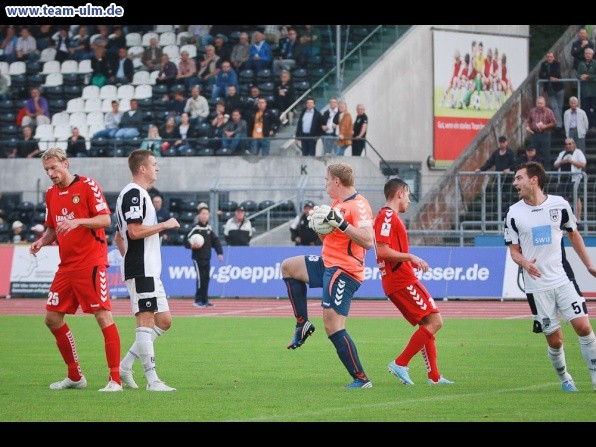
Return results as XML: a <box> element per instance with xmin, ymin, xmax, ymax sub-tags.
<box><xmin>245</xmin><ymin>107</ymin><xmax>280</xmax><ymax>137</ymax></box>
<box><xmin>119</xmin><ymin>109</ymin><xmax>143</xmax><ymax>133</ymax></box>
<box><xmin>185</xmin><ymin>222</ymin><xmax>223</xmax><ymax>261</ymax></box>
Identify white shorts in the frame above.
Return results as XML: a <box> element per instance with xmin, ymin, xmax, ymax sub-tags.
<box><xmin>530</xmin><ymin>281</ymin><xmax>588</xmax><ymax>335</ymax></box>
<box><xmin>125</xmin><ymin>276</ymin><xmax>170</xmax><ymax>315</ymax></box>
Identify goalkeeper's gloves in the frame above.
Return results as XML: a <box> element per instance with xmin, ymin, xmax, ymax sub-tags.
<box><xmin>324</xmin><ymin>207</ymin><xmax>349</xmax><ymax>232</ymax></box>
<box><xmin>307</xmin><ymin>206</ymin><xmax>319</xmax><ymax>230</ymax></box>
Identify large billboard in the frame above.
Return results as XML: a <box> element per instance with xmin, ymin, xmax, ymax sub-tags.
<box><xmin>433</xmin><ymin>29</ymin><xmax>529</xmax><ymax>166</ymax></box>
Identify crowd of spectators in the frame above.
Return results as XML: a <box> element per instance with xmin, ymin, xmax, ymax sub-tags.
<box><xmin>0</xmin><ymin>24</ymin><xmax>340</xmax><ymax>158</ymax></box>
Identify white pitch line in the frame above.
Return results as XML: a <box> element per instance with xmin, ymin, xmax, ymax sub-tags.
<box><xmin>227</xmin><ymin>382</ymin><xmax>560</xmax><ymax>422</ymax></box>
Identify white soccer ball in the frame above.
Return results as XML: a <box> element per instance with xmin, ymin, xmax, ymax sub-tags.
<box><xmin>189</xmin><ymin>233</ymin><xmax>204</xmax><ymax>248</ymax></box>
<box><xmin>311</xmin><ymin>205</ymin><xmax>335</xmax><ymax>235</ymax></box>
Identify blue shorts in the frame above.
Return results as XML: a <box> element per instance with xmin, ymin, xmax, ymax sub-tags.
<box><xmin>304</xmin><ymin>255</ymin><xmax>361</xmax><ymax>317</ymax></box>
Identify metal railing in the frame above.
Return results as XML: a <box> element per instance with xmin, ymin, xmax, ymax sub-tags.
<box><xmin>408</xmin><ymin>171</ymin><xmax>593</xmax><ymax>246</ymax></box>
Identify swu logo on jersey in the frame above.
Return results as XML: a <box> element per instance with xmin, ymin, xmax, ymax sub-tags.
<box><xmin>334</xmin><ymin>279</ymin><xmax>346</xmax><ymax>306</ymax></box>
<box><xmin>125</xmin><ymin>205</ymin><xmax>142</xmax><ymax>220</ymax></box>
<box><xmin>532</xmin><ymin>225</ymin><xmax>552</xmax><ymax>246</ymax></box>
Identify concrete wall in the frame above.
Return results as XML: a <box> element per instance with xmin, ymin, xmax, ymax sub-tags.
<box><xmin>0</xmin><ymin>154</ymin><xmax>387</xmax><ymax>206</ymax></box>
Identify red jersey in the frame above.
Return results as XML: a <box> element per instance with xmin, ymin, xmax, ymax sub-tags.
<box><xmin>44</xmin><ymin>174</ymin><xmax>110</xmax><ymax>271</ymax></box>
<box><xmin>374</xmin><ymin>206</ymin><xmax>417</xmax><ymax>294</ymax></box>
<box><xmin>321</xmin><ymin>193</ymin><xmax>373</xmax><ymax>282</ymax></box>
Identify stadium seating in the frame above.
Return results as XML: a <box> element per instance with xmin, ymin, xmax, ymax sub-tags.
<box><xmin>51</xmin><ymin>111</ymin><xmax>70</xmax><ymax>126</ymax></box>
<box><xmin>134</xmin><ymin>84</ymin><xmax>152</xmax><ymax>100</ymax></box>
<box><xmin>82</xmin><ymin>85</ymin><xmax>100</xmax><ymax>100</ymax></box>
<box><xmin>41</xmin><ymin>60</ymin><xmax>60</xmax><ymax>76</ymax></box>
<box><xmin>131</xmin><ymin>70</ymin><xmax>151</xmax><ymax>86</ymax></box>
<box><xmin>60</xmin><ymin>60</ymin><xmax>78</xmax><ymax>75</ymax></box>
<box><xmin>99</xmin><ymin>84</ymin><xmax>117</xmax><ymax>101</ymax></box>
<box><xmin>158</xmin><ymin>32</ymin><xmax>176</xmax><ymax>47</ymax></box>
<box><xmin>42</xmin><ymin>72</ymin><xmax>63</xmax><ymax>88</ymax></box>
<box><xmin>125</xmin><ymin>32</ymin><xmax>142</xmax><ymax>47</ymax></box>
<box><xmin>84</xmin><ymin>97</ymin><xmax>102</xmax><ymax>113</ymax></box>
<box><xmin>39</xmin><ymin>47</ymin><xmax>57</xmax><ymax>63</ymax></box>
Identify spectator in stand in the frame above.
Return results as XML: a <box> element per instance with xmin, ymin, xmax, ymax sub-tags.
<box><xmin>273</xmin><ymin>27</ymin><xmax>301</xmax><ymax>76</ymax></box>
<box><xmin>184</xmin><ymin>85</ymin><xmax>210</xmax><ymax>125</ymax></box>
<box><xmin>33</xmin><ymin>25</ymin><xmax>54</xmax><ymax>51</ymax></box>
<box><xmin>21</xmin><ymin>86</ymin><xmax>50</xmax><ymax>127</ymax></box>
<box><xmin>140</xmin><ymin>124</ymin><xmax>163</xmax><ymax>157</ymax></box>
<box><xmin>577</xmin><ymin>47</ymin><xmax>596</xmax><ymax>130</ymax></box>
<box><xmin>16</xmin><ymin>26</ymin><xmax>38</xmax><ymax>63</ymax></box>
<box><xmin>230</xmin><ymin>32</ymin><xmax>250</xmax><ymax>72</ymax></box>
<box><xmin>176</xmin><ymin>49</ymin><xmax>198</xmax><ymax>93</ymax></box>
<box><xmin>241</xmin><ymin>84</ymin><xmax>260</xmax><ymax>116</ymax></box>
<box><xmin>109</xmin><ymin>47</ymin><xmax>134</xmax><ymax>86</ymax></box>
<box><xmin>246</xmin><ymin>97</ymin><xmax>279</xmax><ymax>156</ymax></box>
<box><xmin>475</xmin><ymin>135</ymin><xmax>517</xmax><ymax>175</ymax></box>
<box><xmin>210</xmin><ymin>99</ymin><xmax>228</xmax><ymax>123</ymax></box>
<box><xmin>114</xmin><ymin>98</ymin><xmax>142</xmax><ymax>140</ymax></box>
<box><xmin>0</xmin><ymin>73</ymin><xmax>8</xmax><ymax>101</ymax></box>
<box><xmin>516</xmin><ymin>144</ymin><xmax>545</xmax><ymax>167</ymax></box>
<box><xmin>221</xmin><ymin>108</ymin><xmax>248</xmax><ymax>154</ymax></box>
<box><xmin>69</xmin><ymin>25</ymin><xmax>93</xmax><ymax>61</ymax></box>
<box><xmin>0</xmin><ymin>25</ymin><xmax>18</xmax><ymax>63</ymax></box>
<box><xmin>141</xmin><ymin>36</ymin><xmax>162</xmax><ymax>72</ymax></box>
<box><xmin>65</xmin><ymin>127</ymin><xmax>87</xmax><ymax>158</ymax></box>
<box><xmin>211</xmin><ymin>60</ymin><xmax>239</xmax><ymax>100</ymax></box>
<box><xmin>90</xmin><ymin>25</ymin><xmax>109</xmax><ymax>50</ymax></box>
<box><xmin>475</xmin><ymin>135</ymin><xmax>517</xmax><ymax>202</ymax></box>
<box><xmin>571</xmin><ymin>27</ymin><xmax>594</xmax><ymax>73</ymax></box>
<box><xmin>553</xmin><ymin>138</ymin><xmax>587</xmax><ymax>221</ymax></box>
<box><xmin>8</xmin><ymin>126</ymin><xmax>39</xmax><ymax>158</ymax></box>
<box><xmin>197</xmin><ymin>45</ymin><xmax>220</xmax><ymax>92</ymax></box>
<box><xmin>187</xmin><ymin>25</ymin><xmax>213</xmax><ymax>49</ymax></box>
<box><xmin>175</xmin><ymin>112</ymin><xmax>196</xmax><ymax>155</ymax></box>
<box><xmin>223</xmin><ymin>205</ymin><xmax>253</xmax><ymax>246</ymax></box>
<box><xmin>525</xmin><ymin>95</ymin><xmax>557</xmax><ymax>170</ymax></box>
<box><xmin>93</xmin><ymin>100</ymin><xmax>121</xmax><ymax>139</ymax></box>
<box><xmin>320</xmin><ymin>96</ymin><xmax>339</xmax><ymax>156</ymax></box>
<box><xmin>11</xmin><ymin>220</ymin><xmax>25</xmax><ymax>244</ymax></box>
<box><xmin>31</xmin><ymin>223</ymin><xmax>45</xmax><ymax>242</ymax></box>
<box><xmin>156</xmin><ymin>54</ymin><xmax>178</xmax><ymax>89</ymax></box>
<box><xmin>166</xmin><ymin>89</ymin><xmax>188</xmax><ymax>125</ymax></box>
<box><xmin>290</xmin><ymin>201</ymin><xmax>321</xmax><ymax>246</ymax></box>
<box><xmin>335</xmin><ymin>100</ymin><xmax>353</xmax><ymax>156</ymax></box>
<box><xmin>90</xmin><ymin>45</ymin><xmax>113</xmax><ymax>88</ymax></box>
<box><xmin>209</xmin><ymin>105</ymin><xmax>228</xmax><ymax>152</ymax></box>
<box><xmin>213</xmin><ymin>34</ymin><xmax>231</xmax><ymax>63</ymax></box>
<box><xmin>564</xmin><ymin>96</ymin><xmax>589</xmax><ymax>151</ymax></box>
<box><xmin>246</xmin><ymin>31</ymin><xmax>272</xmax><ymax>72</ymax></box>
<box><xmin>152</xmin><ymin>194</ymin><xmax>172</xmax><ymax>245</ymax></box>
<box><xmin>352</xmin><ymin>103</ymin><xmax>368</xmax><ymax>157</ymax></box>
<box><xmin>51</xmin><ymin>26</ymin><xmax>72</xmax><ymax>63</ymax></box>
<box><xmin>224</xmin><ymin>84</ymin><xmax>242</xmax><ymax>116</ymax></box>
<box><xmin>105</xmin><ymin>26</ymin><xmax>126</xmax><ymax>64</ymax></box>
<box><xmin>159</xmin><ymin>116</ymin><xmax>181</xmax><ymax>153</ymax></box>
<box><xmin>538</xmin><ymin>51</ymin><xmax>564</xmax><ymax>131</ymax></box>
<box><xmin>298</xmin><ymin>25</ymin><xmax>321</xmax><ymax>67</ymax></box>
<box><xmin>274</xmin><ymin>70</ymin><xmax>295</xmax><ymax>124</ymax></box>
<box><xmin>295</xmin><ymin>96</ymin><xmax>322</xmax><ymax>156</ymax></box>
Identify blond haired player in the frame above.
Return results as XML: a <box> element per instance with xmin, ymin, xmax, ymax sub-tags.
<box><xmin>280</xmin><ymin>162</ymin><xmax>374</xmax><ymax>388</ymax></box>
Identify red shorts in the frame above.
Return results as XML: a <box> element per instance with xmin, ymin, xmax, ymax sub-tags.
<box><xmin>46</xmin><ymin>265</ymin><xmax>112</xmax><ymax>314</ymax></box>
<box><xmin>387</xmin><ymin>281</ymin><xmax>439</xmax><ymax>326</ymax></box>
